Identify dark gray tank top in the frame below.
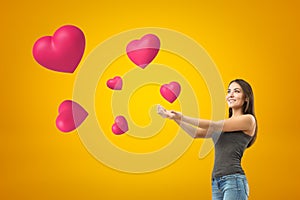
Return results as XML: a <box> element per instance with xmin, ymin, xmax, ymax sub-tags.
<box><xmin>212</xmin><ymin>131</ymin><xmax>253</xmax><ymax>178</ymax></box>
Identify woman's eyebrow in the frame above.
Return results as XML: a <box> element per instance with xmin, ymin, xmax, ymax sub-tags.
<box><xmin>228</xmin><ymin>88</ymin><xmax>241</xmax><ymax>91</ymax></box>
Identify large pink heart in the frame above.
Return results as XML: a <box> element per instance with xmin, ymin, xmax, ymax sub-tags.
<box><xmin>112</xmin><ymin>115</ymin><xmax>129</xmax><ymax>135</ymax></box>
<box><xmin>106</xmin><ymin>76</ymin><xmax>123</xmax><ymax>90</ymax></box>
<box><xmin>56</xmin><ymin>100</ymin><xmax>88</xmax><ymax>133</ymax></box>
<box><xmin>160</xmin><ymin>81</ymin><xmax>181</xmax><ymax>103</ymax></box>
<box><xmin>32</xmin><ymin>25</ymin><xmax>85</xmax><ymax>73</ymax></box>
<box><xmin>126</xmin><ymin>34</ymin><xmax>160</xmax><ymax>69</ymax></box>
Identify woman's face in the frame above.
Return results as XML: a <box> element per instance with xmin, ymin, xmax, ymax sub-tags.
<box><xmin>226</xmin><ymin>82</ymin><xmax>246</xmax><ymax>109</ymax></box>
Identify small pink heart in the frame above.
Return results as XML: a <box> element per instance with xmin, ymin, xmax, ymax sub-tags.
<box><xmin>32</xmin><ymin>25</ymin><xmax>85</xmax><ymax>73</ymax></box>
<box><xmin>106</xmin><ymin>76</ymin><xmax>123</xmax><ymax>90</ymax></box>
<box><xmin>56</xmin><ymin>100</ymin><xmax>88</xmax><ymax>133</ymax></box>
<box><xmin>112</xmin><ymin>115</ymin><xmax>129</xmax><ymax>135</ymax></box>
<box><xmin>160</xmin><ymin>81</ymin><xmax>181</xmax><ymax>103</ymax></box>
<box><xmin>126</xmin><ymin>34</ymin><xmax>160</xmax><ymax>69</ymax></box>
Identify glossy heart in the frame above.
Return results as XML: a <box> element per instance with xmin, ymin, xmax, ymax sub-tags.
<box><xmin>112</xmin><ymin>115</ymin><xmax>128</xmax><ymax>135</ymax></box>
<box><xmin>160</xmin><ymin>81</ymin><xmax>181</xmax><ymax>103</ymax></box>
<box><xmin>106</xmin><ymin>76</ymin><xmax>123</xmax><ymax>90</ymax></box>
<box><xmin>126</xmin><ymin>34</ymin><xmax>160</xmax><ymax>69</ymax></box>
<box><xmin>32</xmin><ymin>25</ymin><xmax>85</xmax><ymax>73</ymax></box>
<box><xmin>56</xmin><ymin>100</ymin><xmax>88</xmax><ymax>132</ymax></box>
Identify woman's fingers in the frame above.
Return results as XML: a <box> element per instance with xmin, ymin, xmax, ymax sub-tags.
<box><xmin>157</xmin><ymin>105</ymin><xmax>181</xmax><ymax>119</ymax></box>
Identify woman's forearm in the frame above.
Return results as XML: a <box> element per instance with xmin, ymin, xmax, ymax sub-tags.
<box><xmin>174</xmin><ymin>119</ymin><xmax>212</xmax><ymax>138</ymax></box>
<box><xmin>181</xmin><ymin>115</ymin><xmax>213</xmax><ymax>129</ymax></box>
<box><xmin>168</xmin><ymin>108</ymin><xmax>222</xmax><ymax>132</ymax></box>
<box><xmin>174</xmin><ymin>119</ymin><xmax>198</xmax><ymax>138</ymax></box>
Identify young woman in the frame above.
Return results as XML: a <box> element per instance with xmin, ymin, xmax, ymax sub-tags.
<box><xmin>158</xmin><ymin>79</ymin><xmax>257</xmax><ymax>200</ymax></box>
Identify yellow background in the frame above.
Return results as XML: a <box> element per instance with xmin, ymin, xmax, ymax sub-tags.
<box><xmin>1</xmin><ymin>0</ymin><xmax>299</xmax><ymax>199</ymax></box>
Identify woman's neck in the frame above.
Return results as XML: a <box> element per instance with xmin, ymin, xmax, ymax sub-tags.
<box><xmin>231</xmin><ymin>108</ymin><xmax>243</xmax><ymax>117</ymax></box>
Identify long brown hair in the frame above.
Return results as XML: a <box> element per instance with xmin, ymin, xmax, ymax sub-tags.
<box><xmin>228</xmin><ymin>79</ymin><xmax>257</xmax><ymax>148</ymax></box>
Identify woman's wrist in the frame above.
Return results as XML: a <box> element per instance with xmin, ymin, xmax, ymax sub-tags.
<box><xmin>174</xmin><ymin>114</ymin><xmax>183</xmax><ymax>122</ymax></box>
<box><xmin>180</xmin><ymin>114</ymin><xmax>184</xmax><ymax>121</ymax></box>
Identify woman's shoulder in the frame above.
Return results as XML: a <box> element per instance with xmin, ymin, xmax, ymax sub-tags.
<box><xmin>242</xmin><ymin>114</ymin><xmax>256</xmax><ymax>123</ymax></box>
<box><xmin>240</xmin><ymin>114</ymin><xmax>256</xmax><ymax>136</ymax></box>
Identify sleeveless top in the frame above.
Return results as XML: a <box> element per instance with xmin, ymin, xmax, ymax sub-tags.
<box><xmin>212</xmin><ymin>130</ymin><xmax>253</xmax><ymax>178</ymax></box>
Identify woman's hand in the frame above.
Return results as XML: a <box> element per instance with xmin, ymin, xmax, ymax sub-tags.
<box><xmin>169</xmin><ymin>110</ymin><xmax>183</xmax><ymax>121</ymax></box>
<box><xmin>157</xmin><ymin>104</ymin><xmax>183</xmax><ymax>120</ymax></box>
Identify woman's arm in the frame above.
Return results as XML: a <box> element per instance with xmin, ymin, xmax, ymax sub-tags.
<box><xmin>170</xmin><ymin>111</ymin><xmax>214</xmax><ymax>129</ymax></box>
<box><xmin>173</xmin><ymin>119</ymin><xmax>214</xmax><ymax>138</ymax></box>
<box><xmin>171</xmin><ymin>111</ymin><xmax>255</xmax><ymax>134</ymax></box>
<box><xmin>211</xmin><ymin>115</ymin><xmax>256</xmax><ymax>134</ymax></box>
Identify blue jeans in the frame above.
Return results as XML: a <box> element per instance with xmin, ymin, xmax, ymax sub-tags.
<box><xmin>212</xmin><ymin>174</ymin><xmax>249</xmax><ymax>200</ymax></box>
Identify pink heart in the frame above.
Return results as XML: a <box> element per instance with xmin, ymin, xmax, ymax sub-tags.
<box><xmin>112</xmin><ymin>115</ymin><xmax>129</xmax><ymax>135</ymax></box>
<box><xmin>56</xmin><ymin>100</ymin><xmax>88</xmax><ymax>132</ymax></box>
<box><xmin>106</xmin><ymin>76</ymin><xmax>123</xmax><ymax>90</ymax></box>
<box><xmin>126</xmin><ymin>34</ymin><xmax>160</xmax><ymax>69</ymax></box>
<box><xmin>160</xmin><ymin>81</ymin><xmax>181</xmax><ymax>103</ymax></box>
<box><xmin>32</xmin><ymin>25</ymin><xmax>85</xmax><ymax>73</ymax></box>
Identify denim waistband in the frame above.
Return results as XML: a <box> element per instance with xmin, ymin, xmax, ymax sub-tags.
<box><xmin>212</xmin><ymin>173</ymin><xmax>246</xmax><ymax>181</ymax></box>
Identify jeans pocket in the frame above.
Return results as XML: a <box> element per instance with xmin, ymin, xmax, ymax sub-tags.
<box><xmin>242</xmin><ymin>179</ymin><xmax>250</xmax><ymax>197</ymax></box>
